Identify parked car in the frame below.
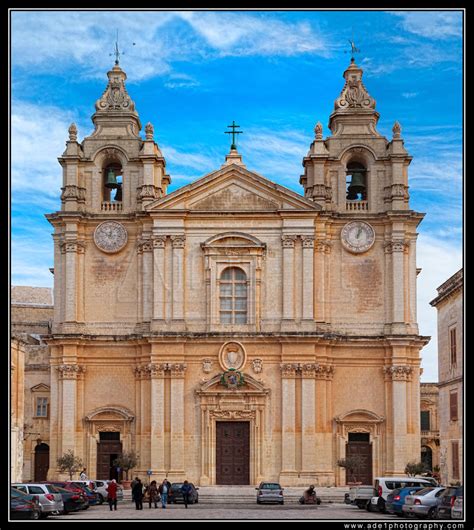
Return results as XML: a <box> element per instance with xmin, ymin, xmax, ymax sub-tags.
<box><xmin>451</xmin><ymin>496</ymin><xmax>463</xmax><ymax>519</ymax></box>
<box><xmin>436</xmin><ymin>486</ymin><xmax>463</xmax><ymax>519</ymax></box>
<box><xmin>10</xmin><ymin>487</ymin><xmax>41</xmax><ymax>520</ymax></box>
<box><xmin>368</xmin><ymin>477</ymin><xmax>434</xmax><ymax>513</ymax></box>
<box><xmin>386</xmin><ymin>486</ymin><xmax>426</xmax><ymax>516</ymax></box>
<box><xmin>69</xmin><ymin>479</ymin><xmax>124</xmax><ymax>503</ymax></box>
<box><xmin>11</xmin><ymin>483</ymin><xmax>64</xmax><ymax>518</ymax></box>
<box><xmin>67</xmin><ymin>482</ymin><xmax>100</xmax><ymax>505</ymax></box>
<box><xmin>402</xmin><ymin>487</ymin><xmax>446</xmax><ymax>519</ymax></box>
<box><xmin>168</xmin><ymin>482</ymin><xmax>199</xmax><ymax>504</ymax></box>
<box><xmin>53</xmin><ymin>485</ymin><xmax>89</xmax><ymax>514</ymax></box>
<box><xmin>349</xmin><ymin>485</ymin><xmax>374</xmax><ymax>509</ymax></box>
<box><xmin>41</xmin><ymin>481</ymin><xmax>90</xmax><ymax>510</ymax></box>
<box><xmin>255</xmin><ymin>482</ymin><xmax>284</xmax><ymax>505</ymax></box>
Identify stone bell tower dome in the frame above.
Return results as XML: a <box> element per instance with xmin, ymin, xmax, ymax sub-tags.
<box><xmin>300</xmin><ymin>58</ymin><xmax>411</xmax><ymax>214</ymax></box>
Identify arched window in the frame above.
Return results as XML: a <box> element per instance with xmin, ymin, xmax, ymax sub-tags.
<box><xmin>103</xmin><ymin>162</ymin><xmax>123</xmax><ymax>202</ymax></box>
<box><xmin>219</xmin><ymin>267</ymin><xmax>247</xmax><ymax>324</ymax></box>
<box><xmin>346</xmin><ymin>161</ymin><xmax>367</xmax><ymax>201</ymax></box>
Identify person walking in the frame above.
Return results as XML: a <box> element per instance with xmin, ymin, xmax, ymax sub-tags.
<box><xmin>158</xmin><ymin>479</ymin><xmax>169</xmax><ymax>509</ymax></box>
<box><xmin>132</xmin><ymin>478</ymin><xmax>144</xmax><ymax>510</ymax></box>
<box><xmin>180</xmin><ymin>480</ymin><xmax>192</xmax><ymax>509</ymax></box>
<box><xmin>79</xmin><ymin>468</ymin><xmax>88</xmax><ymax>480</ymax></box>
<box><xmin>147</xmin><ymin>480</ymin><xmax>159</xmax><ymax>509</ymax></box>
<box><xmin>106</xmin><ymin>479</ymin><xmax>118</xmax><ymax>511</ymax></box>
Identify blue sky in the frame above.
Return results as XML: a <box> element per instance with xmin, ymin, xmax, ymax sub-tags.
<box><xmin>10</xmin><ymin>9</ymin><xmax>463</xmax><ymax>381</ymax></box>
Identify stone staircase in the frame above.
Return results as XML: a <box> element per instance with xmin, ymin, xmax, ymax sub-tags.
<box><xmin>123</xmin><ymin>486</ymin><xmax>348</xmax><ymax>505</ymax></box>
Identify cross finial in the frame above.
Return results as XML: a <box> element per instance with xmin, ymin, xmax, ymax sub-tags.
<box><xmin>345</xmin><ymin>27</ymin><xmax>361</xmax><ymax>63</ymax></box>
<box><xmin>225</xmin><ymin>121</ymin><xmax>243</xmax><ymax>150</ymax></box>
<box><xmin>109</xmin><ymin>31</ymin><xmax>136</xmax><ymax>66</ymax></box>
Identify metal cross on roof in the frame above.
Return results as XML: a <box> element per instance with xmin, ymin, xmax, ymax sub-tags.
<box><xmin>225</xmin><ymin>121</ymin><xmax>243</xmax><ymax>150</ymax></box>
<box><xmin>110</xmin><ymin>29</ymin><xmax>121</xmax><ymax>65</ymax></box>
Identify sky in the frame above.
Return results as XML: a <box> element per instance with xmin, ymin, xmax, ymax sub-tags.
<box><xmin>10</xmin><ymin>9</ymin><xmax>463</xmax><ymax>382</ymax></box>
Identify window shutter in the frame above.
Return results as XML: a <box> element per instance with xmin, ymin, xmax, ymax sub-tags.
<box><xmin>450</xmin><ymin>391</ymin><xmax>458</xmax><ymax>421</ymax></box>
<box><xmin>452</xmin><ymin>441</ymin><xmax>459</xmax><ymax>479</ymax></box>
<box><xmin>450</xmin><ymin>328</ymin><xmax>457</xmax><ymax>367</ymax></box>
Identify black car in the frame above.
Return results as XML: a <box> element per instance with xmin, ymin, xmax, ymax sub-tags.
<box><xmin>54</xmin><ymin>485</ymin><xmax>89</xmax><ymax>514</ymax></box>
<box><xmin>168</xmin><ymin>483</ymin><xmax>199</xmax><ymax>504</ymax></box>
<box><xmin>436</xmin><ymin>486</ymin><xmax>463</xmax><ymax>519</ymax></box>
<box><xmin>11</xmin><ymin>488</ymin><xmax>41</xmax><ymax>520</ymax></box>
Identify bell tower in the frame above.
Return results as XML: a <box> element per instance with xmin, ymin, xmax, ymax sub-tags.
<box><xmin>300</xmin><ymin>58</ymin><xmax>411</xmax><ymax>214</ymax></box>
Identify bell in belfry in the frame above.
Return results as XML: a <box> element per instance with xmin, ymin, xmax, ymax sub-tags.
<box><xmin>105</xmin><ymin>168</ymin><xmax>118</xmax><ymax>189</ymax></box>
<box><xmin>346</xmin><ymin>170</ymin><xmax>366</xmax><ymax>200</ymax></box>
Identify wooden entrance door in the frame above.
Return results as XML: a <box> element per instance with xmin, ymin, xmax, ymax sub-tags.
<box><xmin>216</xmin><ymin>421</ymin><xmax>250</xmax><ymax>485</ymax></box>
<box><xmin>34</xmin><ymin>443</ymin><xmax>49</xmax><ymax>481</ymax></box>
<box><xmin>346</xmin><ymin>433</ymin><xmax>372</xmax><ymax>485</ymax></box>
<box><xmin>97</xmin><ymin>433</ymin><xmax>122</xmax><ymax>480</ymax></box>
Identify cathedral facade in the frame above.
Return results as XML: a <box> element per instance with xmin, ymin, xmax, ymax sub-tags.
<box><xmin>45</xmin><ymin>58</ymin><xmax>428</xmax><ymax>486</ymax></box>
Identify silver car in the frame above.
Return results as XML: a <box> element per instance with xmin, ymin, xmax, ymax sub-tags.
<box><xmin>451</xmin><ymin>496</ymin><xmax>463</xmax><ymax>519</ymax></box>
<box><xmin>12</xmin><ymin>483</ymin><xmax>64</xmax><ymax>517</ymax></box>
<box><xmin>402</xmin><ymin>487</ymin><xmax>446</xmax><ymax>519</ymax></box>
<box><xmin>256</xmin><ymin>482</ymin><xmax>284</xmax><ymax>505</ymax></box>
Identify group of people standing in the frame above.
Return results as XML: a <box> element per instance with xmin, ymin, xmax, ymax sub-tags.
<box><xmin>130</xmin><ymin>477</ymin><xmax>193</xmax><ymax>509</ymax></box>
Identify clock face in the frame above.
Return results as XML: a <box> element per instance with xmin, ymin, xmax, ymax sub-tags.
<box><xmin>341</xmin><ymin>221</ymin><xmax>375</xmax><ymax>253</ymax></box>
<box><xmin>94</xmin><ymin>221</ymin><xmax>128</xmax><ymax>253</ymax></box>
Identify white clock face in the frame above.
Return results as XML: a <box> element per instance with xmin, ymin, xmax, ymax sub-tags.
<box><xmin>94</xmin><ymin>221</ymin><xmax>128</xmax><ymax>253</ymax></box>
<box><xmin>341</xmin><ymin>221</ymin><xmax>375</xmax><ymax>253</ymax></box>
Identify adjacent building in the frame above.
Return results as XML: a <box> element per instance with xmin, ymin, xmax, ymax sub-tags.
<box><xmin>420</xmin><ymin>382</ymin><xmax>440</xmax><ymax>472</ymax></box>
<box><xmin>430</xmin><ymin>269</ymin><xmax>463</xmax><ymax>486</ymax></box>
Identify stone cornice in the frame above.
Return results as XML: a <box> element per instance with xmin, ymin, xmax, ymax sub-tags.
<box><xmin>430</xmin><ymin>269</ymin><xmax>463</xmax><ymax>307</ymax></box>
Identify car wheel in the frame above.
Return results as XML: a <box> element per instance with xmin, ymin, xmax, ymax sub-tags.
<box><xmin>357</xmin><ymin>503</ymin><xmax>365</xmax><ymax>509</ymax></box>
<box><xmin>427</xmin><ymin>508</ymin><xmax>436</xmax><ymax>519</ymax></box>
<box><xmin>366</xmin><ymin>501</ymin><xmax>373</xmax><ymax>512</ymax></box>
<box><xmin>280</xmin><ymin>501</ymin><xmax>284</xmax><ymax>505</ymax></box>
<box><xmin>30</xmin><ymin>511</ymin><xmax>40</xmax><ymax>520</ymax></box>
<box><xmin>377</xmin><ymin>498</ymin><xmax>386</xmax><ymax>514</ymax></box>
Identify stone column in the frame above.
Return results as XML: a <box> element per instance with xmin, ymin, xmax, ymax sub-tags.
<box><xmin>385</xmin><ymin>241</ymin><xmax>409</xmax><ymax>332</ymax></box>
<box><xmin>301</xmin><ymin>236</ymin><xmax>314</xmax><ymax>321</ymax></box>
<box><xmin>281</xmin><ymin>235</ymin><xmax>297</xmax><ymax>324</ymax></box>
<box><xmin>152</xmin><ymin>236</ymin><xmax>166</xmax><ymax>320</ymax></box>
<box><xmin>169</xmin><ymin>363</ymin><xmax>187</xmax><ymax>476</ymax></box>
<box><xmin>314</xmin><ymin>364</ymin><xmax>335</xmax><ymax>483</ymax></box>
<box><xmin>384</xmin><ymin>365</ymin><xmax>412</xmax><ymax>474</ymax></box>
<box><xmin>62</xmin><ymin>241</ymin><xmax>84</xmax><ymax>323</ymax></box>
<box><xmin>300</xmin><ymin>364</ymin><xmax>317</xmax><ymax>477</ymax></box>
<box><xmin>279</xmin><ymin>363</ymin><xmax>298</xmax><ymax>483</ymax></box>
<box><xmin>150</xmin><ymin>363</ymin><xmax>166</xmax><ymax>474</ymax></box>
<box><xmin>56</xmin><ymin>364</ymin><xmax>86</xmax><ymax>461</ymax></box>
<box><xmin>140</xmin><ymin>240</ymin><xmax>153</xmax><ymax>322</ymax></box>
<box><xmin>314</xmin><ymin>240</ymin><xmax>331</xmax><ymax>322</ymax></box>
<box><xmin>171</xmin><ymin>236</ymin><xmax>186</xmax><ymax>324</ymax></box>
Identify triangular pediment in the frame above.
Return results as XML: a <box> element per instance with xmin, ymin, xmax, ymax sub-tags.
<box><xmin>146</xmin><ymin>164</ymin><xmax>320</xmax><ymax>212</ymax></box>
<box><xmin>30</xmin><ymin>383</ymin><xmax>50</xmax><ymax>392</ymax></box>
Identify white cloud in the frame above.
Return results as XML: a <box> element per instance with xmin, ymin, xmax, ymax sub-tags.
<box><xmin>416</xmin><ymin>234</ymin><xmax>463</xmax><ymax>381</ymax></box>
<box><xmin>402</xmin><ymin>92</ymin><xmax>418</xmax><ymax>98</ymax></box>
<box><xmin>391</xmin><ymin>11</ymin><xmax>463</xmax><ymax>40</ymax></box>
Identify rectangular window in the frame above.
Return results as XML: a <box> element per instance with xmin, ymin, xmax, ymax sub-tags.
<box><xmin>451</xmin><ymin>441</ymin><xmax>459</xmax><ymax>479</ymax></box>
<box><xmin>450</xmin><ymin>327</ymin><xmax>457</xmax><ymax>367</ymax></box>
<box><xmin>450</xmin><ymin>391</ymin><xmax>458</xmax><ymax>421</ymax></box>
<box><xmin>35</xmin><ymin>397</ymin><xmax>48</xmax><ymax>417</ymax></box>
<box><xmin>420</xmin><ymin>410</ymin><xmax>431</xmax><ymax>431</ymax></box>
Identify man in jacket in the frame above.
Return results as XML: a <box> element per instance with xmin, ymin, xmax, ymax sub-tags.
<box><xmin>180</xmin><ymin>480</ymin><xmax>193</xmax><ymax>509</ymax></box>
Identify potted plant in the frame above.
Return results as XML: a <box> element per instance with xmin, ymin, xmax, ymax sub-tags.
<box><xmin>113</xmin><ymin>450</ymin><xmax>139</xmax><ymax>489</ymax></box>
<box><xmin>337</xmin><ymin>455</ymin><xmax>365</xmax><ymax>485</ymax></box>
<box><xmin>57</xmin><ymin>450</ymin><xmax>84</xmax><ymax>480</ymax></box>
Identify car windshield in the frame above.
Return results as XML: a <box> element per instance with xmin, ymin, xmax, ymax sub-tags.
<box><xmin>414</xmin><ymin>488</ymin><xmax>434</xmax><ymax>496</ymax></box>
<box><xmin>261</xmin><ymin>483</ymin><xmax>281</xmax><ymax>489</ymax></box>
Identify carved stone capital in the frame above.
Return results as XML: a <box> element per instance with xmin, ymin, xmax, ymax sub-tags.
<box><xmin>315</xmin><ymin>240</ymin><xmax>332</xmax><ymax>253</ymax></box>
<box><xmin>314</xmin><ymin>364</ymin><xmax>335</xmax><ymax>380</ymax></box>
<box><xmin>301</xmin><ymin>363</ymin><xmax>318</xmax><ymax>377</ymax></box>
<box><xmin>383</xmin><ymin>365</ymin><xmax>413</xmax><ymax>381</ymax></box>
<box><xmin>169</xmin><ymin>363</ymin><xmax>187</xmax><ymax>377</ymax></box>
<box><xmin>171</xmin><ymin>235</ymin><xmax>186</xmax><ymax>248</ymax></box>
<box><xmin>57</xmin><ymin>364</ymin><xmax>86</xmax><ymax>380</ymax></box>
<box><xmin>138</xmin><ymin>239</ymin><xmax>153</xmax><ymax>253</ymax></box>
<box><xmin>282</xmin><ymin>235</ymin><xmax>297</xmax><ymax>248</ymax></box>
<box><xmin>384</xmin><ymin>240</ymin><xmax>409</xmax><ymax>254</ymax></box>
<box><xmin>153</xmin><ymin>236</ymin><xmax>166</xmax><ymax>248</ymax></box>
<box><xmin>60</xmin><ymin>241</ymin><xmax>86</xmax><ymax>254</ymax></box>
<box><xmin>61</xmin><ymin>185</ymin><xmax>86</xmax><ymax>202</ymax></box>
<box><xmin>301</xmin><ymin>235</ymin><xmax>315</xmax><ymax>248</ymax></box>
<box><xmin>137</xmin><ymin>184</ymin><xmax>158</xmax><ymax>200</ymax></box>
<box><xmin>280</xmin><ymin>363</ymin><xmax>299</xmax><ymax>377</ymax></box>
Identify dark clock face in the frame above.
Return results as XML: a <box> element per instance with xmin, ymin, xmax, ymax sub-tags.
<box><xmin>341</xmin><ymin>221</ymin><xmax>375</xmax><ymax>253</ymax></box>
<box><xmin>94</xmin><ymin>221</ymin><xmax>128</xmax><ymax>253</ymax></box>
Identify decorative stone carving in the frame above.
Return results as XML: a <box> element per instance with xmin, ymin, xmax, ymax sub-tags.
<box><xmin>251</xmin><ymin>358</ymin><xmax>263</xmax><ymax>374</ymax></box>
<box><xmin>280</xmin><ymin>363</ymin><xmax>299</xmax><ymax>377</ymax></box>
<box><xmin>335</xmin><ymin>68</ymin><xmax>376</xmax><ymax>110</ymax></box>
<box><xmin>60</xmin><ymin>241</ymin><xmax>86</xmax><ymax>254</ymax></box>
<box><xmin>169</xmin><ymin>363</ymin><xmax>187</xmax><ymax>377</ymax></box>
<box><xmin>95</xmin><ymin>67</ymin><xmax>136</xmax><ymax>113</ymax></box>
<box><xmin>171</xmin><ymin>235</ymin><xmax>186</xmax><ymax>248</ymax></box>
<box><xmin>314</xmin><ymin>121</ymin><xmax>323</xmax><ymax>140</ymax></box>
<box><xmin>57</xmin><ymin>364</ymin><xmax>86</xmax><ymax>379</ymax></box>
<box><xmin>281</xmin><ymin>235</ymin><xmax>297</xmax><ymax>248</ymax></box>
<box><xmin>384</xmin><ymin>240</ymin><xmax>409</xmax><ymax>254</ymax></box>
<box><xmin>301</xmin><ymin>363</ymin><xmax>318</xmax><ymax>377</ymax></box>
<box><xmin>94</xmin><ymin>221</ymin><xmax>128</xmax><ymax>254</ymax></box>
<box><xmin>137</xmin><ymin>185</ymin><xmax>157</xmax><ymax>200</ymax></box>
<box><xmin>219</xmin><ymin>341</ymin><xmax>246</xmax><ymax>371</ymax></box>
<box><xmin>389</xmin><ymin>184</ymin><xmax>409</xmax><ymax>199</ymax></box>
<box><xmin>202</xmin><ymin>359</ymin><xmax>213</xmax><ymax>374</ymax></box>
<box><xmin>145</xmin><ymin>122</ymin><xmax>154</xmax><ymax>140</ymax></box>
<box><xmin>383</xmin><ymin>365</ymin><xmax>413</xmax><ymax>381</ymax></box>
<box><xmin>153</xmin><ymin>236</ymin><xmax>166</xmax><ymax>248</ymax></box>
<box><xmin>315</xmin><ymin>240</ymin><xmax>332</xmax><ymax>253</ymax></box>
<box><xmin>301</xmin><ymin>235</ymin><xmax>315</xmax><ymax>248</ymax></box>
<box><xmin>314</xmin><ymin>364</ymin><xmax>335</xmax><ymax>380</ymax></box>
<box><xmin>137</xmin><ymin>239</ymin><xmax>153</xmax><ymax>253</ymax></box>
<box><xmin>392</xmin><ymin>121</ymin><xmax>401</xmax><ymax>139</ymax></box>
<box><xmin>312</xmin><ymin>184</ymin><xmax>332</xmax><ymax>200</ymax></box>
<box><xmin>210</xmin><ymin>410</ymin><xmax>255</xmax><ymax>420</ymax></box>
<box><xmin>68</xmin><ymin>122</ymin><xmax>78</xmax><ymax>141</ymax></box>
<box><xmin>60</xmin><ymin>185</ymin><xmax>86</xmax><ymax>202</ymax></box>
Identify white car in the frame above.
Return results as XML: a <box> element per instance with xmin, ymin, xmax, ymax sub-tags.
<box><xmin>67</xmin><ymin>480</ymin><xmax>124</xmax><ymax>503</ymax></box>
